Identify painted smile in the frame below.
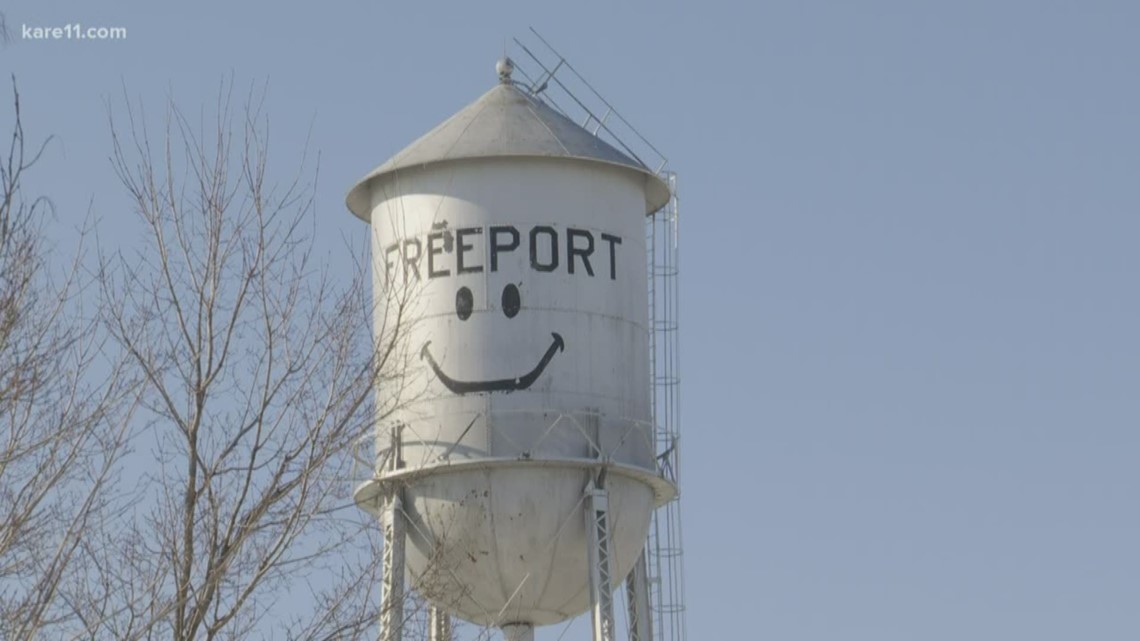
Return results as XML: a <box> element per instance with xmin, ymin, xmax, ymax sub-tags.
<box><xmin>420</xmin><ymin>333</ymin><xmax>565</xmax><ymax>394</ymax></box>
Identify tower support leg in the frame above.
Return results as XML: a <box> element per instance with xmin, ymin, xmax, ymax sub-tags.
<box><xmin>379</xmin><ymin>493</ymin><xmax>406</xmax><ymax>641</ymax></box>
<box><xmin>626</xmin><ymin>548</ymin><xmax>654</xmax><ymax>641</ymax></box>
<box><xmin>585</xmin><ymin>474</ymin><xmax>616</xmax><ymax>641</ymax></box>
<box><xmin>428</xmin><ymin>607</ymin><xmax>452</xmax><ymax>641</ymax></box>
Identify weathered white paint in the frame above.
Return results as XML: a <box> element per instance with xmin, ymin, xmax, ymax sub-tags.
<box><xmin>351</xmin><ymin>82</ymin><xmax>672</xmax><ymax>627</ymax></box>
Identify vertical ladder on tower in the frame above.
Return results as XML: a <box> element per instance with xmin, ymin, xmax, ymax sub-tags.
<box><xmin>646</xmin><ymin>173</ymin><xmax>686</xmax><ymax>641</ymax></box>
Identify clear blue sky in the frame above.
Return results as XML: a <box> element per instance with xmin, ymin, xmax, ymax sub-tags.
<box><xmin>3</xmin><ymin>1</ymin><xmax>1138</xmax><ymax>639</ymax></box>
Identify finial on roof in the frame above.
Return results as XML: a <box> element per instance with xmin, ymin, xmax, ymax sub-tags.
<box><xmin>496</xmin><ymin>57</ymin><xmax>514</xmax><ymax>84</ymax></box>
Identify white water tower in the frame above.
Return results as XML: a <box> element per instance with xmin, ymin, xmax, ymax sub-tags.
<box><xmin>350</xmin><ymin>57</ymin><xmax>677</xmax><ymax>641</ymax></box>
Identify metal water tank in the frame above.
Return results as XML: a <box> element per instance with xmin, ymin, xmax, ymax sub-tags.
<box><xmin>350</xmin><ymin>66</ymin><xmax>673</xmax><ymax>627</ymax></box>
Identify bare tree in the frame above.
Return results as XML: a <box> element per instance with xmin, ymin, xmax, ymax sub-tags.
<box><xmin>0</xmin><ymin>77</ymin><xmax>140</xmax><ymax>640</ymax></box>
<box><xmin>92</xmin><ymin>83</ymin><xmax>424</xmax><ymax>640</ymax></box>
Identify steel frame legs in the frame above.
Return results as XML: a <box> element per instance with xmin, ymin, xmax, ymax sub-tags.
<box><xmin>379</xmin><ymin>493</ymin><xmax>406</xmax><ymax>641</ymax></box>
<box><xmin>626</xmin><ymin>549</ymin><xmax>653</xmax><ymax>641</ymax></box>
<box><xmin>585</xmin><ymin>475</ymin><xmax>616</xmax><ymax>641</ymax></box>
<box><xmin>428</xmin><ymin>606</ymin><xmax>452</xmax><ymax>641</ymax></box>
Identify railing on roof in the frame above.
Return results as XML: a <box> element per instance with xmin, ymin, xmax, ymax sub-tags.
<box><xmin>509</xmin><ymin>28</ymin><xmax>670</xmax><ymax>178</ymax></box>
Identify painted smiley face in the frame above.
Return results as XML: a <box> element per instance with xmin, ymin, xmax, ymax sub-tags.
<box><xmin>419</xmin><ymin>284</ymin><xmax>565</xmax><ymax>395</ymax></box>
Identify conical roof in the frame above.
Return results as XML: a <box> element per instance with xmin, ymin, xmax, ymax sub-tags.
<box><xmin>346</xmin><ymin>82</ymin><xmax>670</xmax><ymax>220</ymax></box>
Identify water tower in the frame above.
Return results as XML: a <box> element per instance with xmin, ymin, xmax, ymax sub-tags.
<box><xmin>350</xmin><ymin>50</ymin><xmax>682</xmax><ymax>641</ymax></box>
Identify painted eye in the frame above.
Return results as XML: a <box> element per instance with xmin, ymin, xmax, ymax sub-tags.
<box><xmin>455</xmin><ymin>286</ymin><xmax>473</xmax><ymax>321</ymax></box>
<box><xmin>501</xmin><ymin>283</ymin><xmax>520</xmax><ymax>318</ymax></box>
